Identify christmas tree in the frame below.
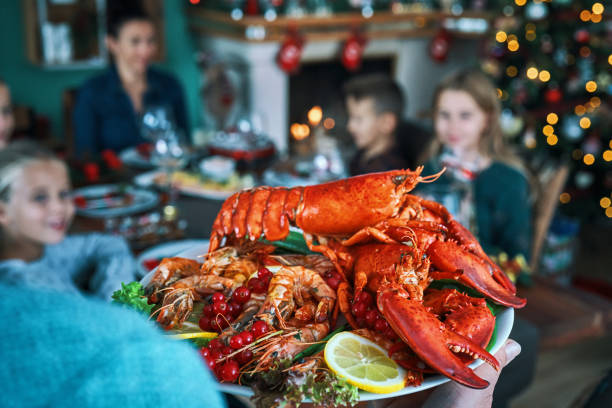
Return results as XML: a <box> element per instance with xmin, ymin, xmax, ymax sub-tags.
<box><xmin>482</xmin><ymin>0</ymin><xmax>611</xmax><ymax>222</ymax></box>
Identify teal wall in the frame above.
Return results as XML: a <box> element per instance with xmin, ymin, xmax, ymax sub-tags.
<box><xmin>0</xmin><ymin>0</ymin><xmax>201</xmax><ymax>139</ymax></box>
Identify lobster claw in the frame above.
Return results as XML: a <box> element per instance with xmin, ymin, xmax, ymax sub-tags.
<box><xmin>427</xmin><ymin>240</ymin><xmax>527</xmax><ymax>308</ymax></box>
<box><xmin>377</xmin><ymin>285</ymin><xmax>500</xmax><ymax>389</ymax></box>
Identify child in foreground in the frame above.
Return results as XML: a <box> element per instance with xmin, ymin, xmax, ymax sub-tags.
<box><xmin>0</xmin><ymin>141</ymin><xmax>136</xmax><ymax>299</ymax></box>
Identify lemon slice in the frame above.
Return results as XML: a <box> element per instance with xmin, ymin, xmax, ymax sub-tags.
<box><xmin>324</xmin><ymin>332</ymin><xmax>406</xmax><ymax>394</ymax></box>
<box><xmin>166</xmin><ymin>321</ymin><xmax>218</xmax><ymax>340</ymax></box>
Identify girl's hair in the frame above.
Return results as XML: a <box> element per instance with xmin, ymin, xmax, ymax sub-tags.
<box><xmin>0</xmin><ymin>141</ymin><xmax>62</xmax><ymax>202</ymax></box>
<box><xmin>106</xmin><ymin>0</ymin><xmax>151</xmax><ymax>38</ymax></box>
<box><xmin>423</xmin><ymin>69</ymin><xmax>524</xmax><ymax>170</ymax></box>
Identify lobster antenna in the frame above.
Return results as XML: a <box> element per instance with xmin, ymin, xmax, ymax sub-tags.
<box><xmin>418</xmin><ymin>167</ymin><xmax>446</xmax><ymax>184</ymax></box>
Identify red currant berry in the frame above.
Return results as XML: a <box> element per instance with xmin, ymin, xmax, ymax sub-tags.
<box><xmin>232</xmin><ymin>287</ymin><xmax>251</xmax><ymax>304</ymax></box>
<box><xmin>240</xmin><ymin>331</ymin><xmax>254</xmax><ymax>345</ymax></box>
<box><xmin>202</xmin><ymin>304</ymin><xmax>215</xmax><ymax>317</ymax></box>
<box><xmin>228</xmin><ymin>302</ymin><xmax>242</xmax><ymax>317</ymax></box>
<box><xmin>198</xmin><ymin>316</ymin><xmax>212</xmax><ymax>331</ymax></box>
<box><xmin>374</xmin><ymin>318</ymin><xmax>389</xmax><ymax>332</ymax></box>
<box><xmin>326</xmin><ymin>277</ymin><xmax>340</xmax><ymax>290</ymax></box>
<box><xmin>251</xmin><ymin>321</ymin><xmax>269</xmax><ymax>338</ymax></box>
<box><xmin>364</xmin><ymin>310</ymin><xmax>378</xmax><ymax>327</ymax></box>
<box><xmin>210</xmin><ymin>350</ymin><xmax>224</xmax><ymax>361</ymax></box>
<box><xmin>213</xmin><ymin>301</ymin><xmax>228</xmax><ymax>315</ymax></box>
<box><xmin>205</xmin><ymin>356</ymin><xmax>216</xmax><ymax>371</ymax></box>
<box><xmin>236</xmin><ymin>349</ymin><xmax>253</xmax><ymax>365</ymax></box>
<box><xmin>356</xmin><ymin>291</ymin><xmax>373</xmax><ymax>307</ymax></box>
<box><xmin>257</xmin><ymin>266</ymin><xmax>272</xmax><ymax>280</ymax></box>
<box><xmin>209</xmin><ymin>338</ymin><xmax>224</xmax><ymax>351</ymax></box>
<box><xmin>351</xmin><ymin>302</ymin><xmax>367</xmax><ymax>318</ymax></box>
<box><xmin>220</xmin><ymin>360</ymin><xmax>240</xmax><ymax>382</ymax></box>
<box><xmin>199</xmin><ymin>347</ymin><xmax>210</xmax><ymax>359</ymax></box>
<box><xmin>229</xmin><ymin>335</ymin><xmax>244</xmax><ymax>350</ymax></box>
<box><xmin>212</xmin><ymin>292</ymin><xmax>225</xmax><ymax>304</ymax></box>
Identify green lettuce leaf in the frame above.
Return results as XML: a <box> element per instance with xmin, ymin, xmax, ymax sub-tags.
<box><xmin>111</xmin><ymin>282</ymin><xmax>154</xmax><ymax>315</ymax></box>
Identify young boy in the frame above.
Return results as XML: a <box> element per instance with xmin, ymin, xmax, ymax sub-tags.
<box><xmin>343</xmin><ymin>74</ymin><xmax>430</xmax><ymax>175</ymax></box>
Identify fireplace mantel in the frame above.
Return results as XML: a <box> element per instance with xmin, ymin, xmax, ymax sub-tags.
<box><xmin>187</xmin><ymin>8</ymin><xmax>493</xmax><ymax>43</ymax></box>
<box><xmin>193</xmin><ymin>10</ymin><xmax>486</xmax><ymax>152</ymax></box>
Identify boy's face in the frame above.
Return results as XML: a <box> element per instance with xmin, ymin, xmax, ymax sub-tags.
<box><xmin>0</xmin><ymin>84</ymin><xmax>15</xmax><ymax>148</ymax></box>
<box><xmin>0</xmin><ymin>160</ymin><xmax>74</xmax><ymax>246</ymax></box>
<box><xmin>346</xmin><ymin>96</ymin><xmax>394</xmax><ymax>151</ymax></box>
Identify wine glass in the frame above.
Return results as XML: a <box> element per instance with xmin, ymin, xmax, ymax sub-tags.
<box><xmin>151</xmin><ymin>129</ymin><xmax>188</xmax><ymax>204</ymax></box>
<box><xmin>140</xmin><ymin>105</ymin><xmax>175</xmax><ymax>142</ymax></box>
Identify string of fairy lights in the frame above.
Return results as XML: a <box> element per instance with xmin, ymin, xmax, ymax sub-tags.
<box><xmin>493</xmin><ymin>1</ymin><xmax>610</xmax><ymax>218</ymax></box>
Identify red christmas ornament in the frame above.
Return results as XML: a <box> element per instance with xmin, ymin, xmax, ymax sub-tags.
<box><xmin>574</xmin><ymin>29</ymin><xmax>590</xmax><ymax>44</ymax></box>
<box><xmin>341</xmin><ymin>32</ymin><xmax>367</xmax><ymax>71</ymax></box>
<box><xmin>544</xmin><ymin>87</ymin><xmax>562</xmax><ymax>104</ymax></box>
<box><xmin>245</xmin><ymin>0</ymin><xmax>259</xmax><ymax>15</ymax></box>
<box><xmin>277</xmin><ymin>30</ymin><xmax>304</xmax><ymax>74</ymax></box>
<box><xmin>101</xmin><ymin>149</ymin><xmax>122</xmax><ymax>170</ymax></box>
<box><xmin>83</xmin><ymin>162</ymin><xmax>100</xmax><ymax>183</ymax></box>
<box><xmin>429</xmin><ymin>29</ymin><xmax>451</xmax><ymax>62</ymax></box>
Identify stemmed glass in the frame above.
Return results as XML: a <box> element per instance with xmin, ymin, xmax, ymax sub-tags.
<box><xmin>140</xmin><ymin>105</ymin><xmax>175</xmax><ymax>142</ymax></box>
<box><xmin>151</xmin><ymin>129</ymin><xmax>188</xmax><ymax>204</ymax></box>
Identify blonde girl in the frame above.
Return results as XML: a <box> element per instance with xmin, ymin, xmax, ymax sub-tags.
<box><xmin>0</xmin><ymin>141</ymin><xmax>136</xmax><ymax>299</ymax></box>
<box><xmin>418</xmin><ymin>70</ymin><xmax>531</xmax><ymax>259</ymax></box>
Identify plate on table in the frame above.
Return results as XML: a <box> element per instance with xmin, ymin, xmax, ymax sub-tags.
<box><xmin>134</xmin><ymin>170</ymin><xmax>254</xmax><ymax>201</ymax></box>
<box><xmin>136</xmin><ymin>239</ymin><xmax>209</xmax><ymax>279</ymax></box>
<box><xmin>73</xmin><ymin>184</ymin><xmax>159</xmax><ymax>218</ymax></box>
<box><xmin>119</xmin><ymin>144</ymin><xmax>155</xmax><ymax>168</ymax></box>
<box><xmin>140</xmin><ymin>244</ymin><xmax>514</xmax><ymax>402</ymax></box>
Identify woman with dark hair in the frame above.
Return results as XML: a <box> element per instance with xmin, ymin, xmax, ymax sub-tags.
<box><xmin>73</xmin><ymin>0</ymin><xmax>188</xmax><ymax>158</ymax></box>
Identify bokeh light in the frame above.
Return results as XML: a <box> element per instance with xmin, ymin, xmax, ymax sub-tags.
<box><xmin>506</xmin><ymin>66</ymin><xmax>518</xmax><ymax>77</ymax></box>
<box><xmin>539</xmin><ymin>70</ymin><xmax>550</xmax><ymax>82</ymax></box>
<box><xmin>542</xmin><ymin>125</ymin><xmax>554</xmax><ymax>136</ymax></box>
<box><xmin>601</xmin><ymin>197</ymin><xmax>611</xmax><ymax>209</ymax></box>
<box><xmin>547</xmin><ymin>135</ymin><xmax>558</xmax><ymax>145</ymax></box>
<box><xmin>559</xmin><ymin>193</ymin><xmax>571</xmax><ymax>204</ymax></box>
<box><xmin>585</xmin><ymin>81</ymin><xmax>597</xmax><ymax>92</ymax></box>
<box><xmin>546</xmin><ymin>113</ymin><xmax>558</xmax><ymax>124</ymax></box>
<box><xmin>323</xmin><ymin>118</ymin><xmax>335</xmax><ymax>130</ymax></box>
<box><xmin>496</xmin><ymin>31</ymin><xmax>507</xmax><ymax>42</ymax></box>
<box><xmin>583</xmin><ymin>154</ymin><xmax>595</xmax><ymax>165</ymax></box>
<box><xmin>575</xmin><ymin>105</ymin><xmax>586</xmax><ymax>115</ymax></box>
<box><xmin>508</xmin><ymin>40</ymin><xmax>519</xmax><ymax>52</ymax></box>
<box><xmin>592</xmin><ymin>3</ymin><xmax>604</xmax><ymax>14</ymax></box>
<box><xmin>603</xmin><ymin>150</ymin><xmax>612</xmax><ymax>162</ymax></box>
<box><xmin>579</xmin><ymin>117</ymin><xmax>591</xmax><ymax>129</ymax></box>
<box><xmin>526</xmin><ymin>67</ymin><xmax>538</xmax><ymax>79</ymax></box>
<box><xmin>307</xmin><ymin>106</ymin><xmax>323</xmax><ymax>126</ymax></box>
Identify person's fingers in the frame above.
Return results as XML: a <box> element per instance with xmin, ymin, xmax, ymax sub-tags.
<box><xmin>500</xmin><ymin>339</ymin><xmax>521</xmax><ymax>368</ymax></box>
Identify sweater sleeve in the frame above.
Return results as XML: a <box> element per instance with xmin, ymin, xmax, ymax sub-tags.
<box><xmin>1</xmin><ymin>283</ymin><xmax>227</xmax><ymax>408</ymax></box>
<box><xmin>481</xmin><ymin>166</ymin><xmax>532</xmax><ymax>259</ymax></box>
<box><xmin>66</xmin><ymin>234</ymin><xmax>138</xmax><ymax>300</ymax></box>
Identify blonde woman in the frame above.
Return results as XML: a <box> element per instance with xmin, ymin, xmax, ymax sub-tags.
<box><xmin>418</xmin><ymin>70</ymin><xmax>531</xmax><ymax>260</ymax></box>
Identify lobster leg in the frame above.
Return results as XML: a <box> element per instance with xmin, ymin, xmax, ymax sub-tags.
<box><xmin>378</xmin><ymin>285</ymin><xmax>500</xmax><ymax>389</ymax></box>
<box><xmin>428</xmin><ymin>241</ymin><xmax>526</xmax><ymax>308</ymax></box>
<box><xmin>447</xmin><ymin>220</ymin><xmax>517</xmax><ymax>294</ymax></box>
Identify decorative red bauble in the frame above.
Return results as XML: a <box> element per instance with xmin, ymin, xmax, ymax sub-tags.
<box><xmin>245</xmin><ymin>0</ymin><xmax>259</xmax><ymax>15</ymax></box>
<box><xmin>341</xmin><ymin>33</ymin><xmax>367</xmax><ymax>71</ymax></box>
<box><xmin>574</xmin><ymin>29</ymin><xmax>590</xmax><ymax>44</ymax></box>
<box><xmin>277</xmin><ymin>31</ymin><xmax>304</xmax><ymax>74</ymax></box>
<box><xmin>83</xmin><ymin>162</ymin><xmax>100</xmax><ymax>182</ymax></box>
<box><xmin>544</xmin><ymin>87</ymin><xmax>562</xmax><ymax>104</ymax></box>
<box><xmin>430</xmin><ymin>29</ymin><xmax>451</xmax><ymax>62</ymax></box>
